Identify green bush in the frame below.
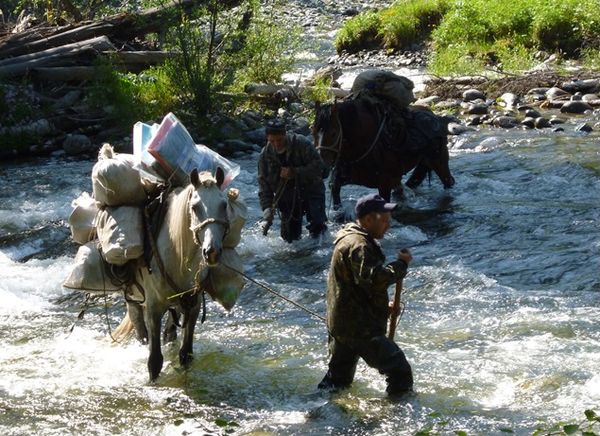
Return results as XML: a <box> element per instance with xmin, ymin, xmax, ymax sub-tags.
<box><xmin>335</xmin><ymin>11</ymin><xmax>383</xmax><ymax>53</ymax></box>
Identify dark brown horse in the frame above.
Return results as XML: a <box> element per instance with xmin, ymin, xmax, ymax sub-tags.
<box><xmin>313</xmin><ymin>98</ymin><xmax>455</xmax><ymax>214</ymax></box>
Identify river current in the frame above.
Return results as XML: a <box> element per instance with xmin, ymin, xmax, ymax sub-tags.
<box><xmin>0</xmin><ymin>117</ymin><xmax>599</xmax><ymax>435</ymax></box>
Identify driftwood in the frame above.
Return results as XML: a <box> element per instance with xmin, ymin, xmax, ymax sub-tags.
<box><xmin>245</xmin><ymin>83</ymin><xmax>350</xmax><ymax>99</ymax></box>
<box><xmin>0</xmin><ymin>36</ymin><xmax>115</xmax><ymax>77</ymax></box>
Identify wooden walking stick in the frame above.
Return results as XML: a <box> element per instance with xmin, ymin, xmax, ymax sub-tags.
<box><xmin>387</xmin><ymin>277</ymin><xmax>404</xmax><ymax>340</ymax></box>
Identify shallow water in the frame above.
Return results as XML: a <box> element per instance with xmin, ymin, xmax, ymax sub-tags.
<box><xmin>1</xmin><ymin>118</ymin><xmax>599</xmax><ymax>435</ymax></box>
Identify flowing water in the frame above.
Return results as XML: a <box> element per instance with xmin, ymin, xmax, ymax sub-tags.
<box><xmin>1</xmin><ymin>119</ymin><xmax>599</xmax><ymax>435</ymax></box>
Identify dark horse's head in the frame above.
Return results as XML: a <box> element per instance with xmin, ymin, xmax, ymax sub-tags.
<box><xmin>312</xmin><ymin>101</ymin><xmax>342</xmax><ymax>167</ymax></box>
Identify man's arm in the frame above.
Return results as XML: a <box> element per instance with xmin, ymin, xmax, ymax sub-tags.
<box><xmin>290</xmin><ymin>135</ymin><xmax>326</xmax><ymax>182</ymax></box>
<box><xmin>257</xmin><ymin>152</ymin><xmax>274</xmax><ymax>211</ymax></box>
<box><xmin>349</xmin><ymin>245</ymin><xmax>408</xmax><ymax>290</ymax></box>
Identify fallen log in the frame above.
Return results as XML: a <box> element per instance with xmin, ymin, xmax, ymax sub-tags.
<box><xmin>245</xmin><ymin>83</ymin><xmax>350</xmax><ymax>99</ymax></box>
<box><xmin>32</xmin><ymin>66</ymin><xmax>97</xmax><ymax>81</ymax></box>
<box><xmin>103</xmin><ymin>50</ymin><xmax>177</xmax><ymax>65</ymax></box>
<box><xmin>0</xmin><ymin>36</ymin><xmax>115</xmax><ymax>77</ymax></box>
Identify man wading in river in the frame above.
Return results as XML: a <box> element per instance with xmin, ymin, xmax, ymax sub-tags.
<box><xmin>258</xmin><ymin>119</ymin><xmax>327</xmax><ymax>242</ymax></box>
<box><xmin>318</xmin><ymin>193</ymin><xmax>414</xmax><ymax>396</ymax></box>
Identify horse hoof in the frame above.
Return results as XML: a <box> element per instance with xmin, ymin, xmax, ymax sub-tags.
<box><xmin>331</xmin><ymin>209</ymin><xmax>349</xmax><ymax>223</ymax></box>
<box><xmin>179</xmin><ymin>350</ymin><xmax>194</xmax><ymax>367</ymax></box>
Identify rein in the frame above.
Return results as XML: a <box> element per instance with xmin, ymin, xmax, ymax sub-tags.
<box><xmin>191</xmin><ymin>218</ymin><xmax>230</xmax><ymax>245</ymax></box>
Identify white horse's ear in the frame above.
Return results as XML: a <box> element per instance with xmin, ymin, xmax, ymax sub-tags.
<box><xmin>215</xmin><ymin>167</ymin><xmax>225</xmax><ymax>189</ymax></box>
<box><xmin>190</xmin><ymin>168</ymin><xmax>200</xmax><ymax>187</ymax></box>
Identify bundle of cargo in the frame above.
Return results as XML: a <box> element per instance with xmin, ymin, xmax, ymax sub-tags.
<box><xmin>351</xmin><ymin>69</ymin><xmax>415</xmax><ymax>109</ymax></box>
<box><xmin>63</xmin><ymin>113</ymin><xmax>247</xmax><ymax>312</ymax></box>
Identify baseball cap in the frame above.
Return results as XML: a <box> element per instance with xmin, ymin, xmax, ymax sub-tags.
<box><xmin>355</xmin><ymin>193</ymin><xmax>397</xmax><ymax>218</ymax></box>
<box><xmin>265</xmin><ymin>118</ymin><xmax>287</xmax><ymax>135</ymax></box>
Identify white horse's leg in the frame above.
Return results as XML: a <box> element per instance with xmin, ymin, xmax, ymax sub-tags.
<box><xmin>126</xmin><ymin>301</ymin><xmax>148</xmax><ymax>344</ymax></box>
<box><xmin>179</xmin><ymin>293</ymin><xmax>201</xmax><ymax>367</ymax></box>
<box><xmin>144</xmin><ymin>303</ymin><xmax>164</xmax><ymax>382</ymax></box>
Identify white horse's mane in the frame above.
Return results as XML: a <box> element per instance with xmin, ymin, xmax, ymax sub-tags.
<box><xmin>167</xmin><ymin>172</ymin><xmax>218</xmax><ymax>274</ymax></box>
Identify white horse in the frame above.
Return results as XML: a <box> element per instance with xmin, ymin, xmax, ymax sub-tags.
<box><xmin>120</xmin><ymin>168</ymin><xmax>229</xmax><ymax>381</ymax></box>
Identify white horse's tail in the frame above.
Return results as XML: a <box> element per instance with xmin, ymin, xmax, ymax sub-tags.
<box><xmin>112</xmin><ymin>313</ymin><xmax>135</xmax><ymax>343</ymax></box>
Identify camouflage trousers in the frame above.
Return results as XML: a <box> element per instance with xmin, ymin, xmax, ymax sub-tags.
<box><xmin>318</xmin><ymin>335</ymin><xmax>413</xmax><ymax>395</ymax></box>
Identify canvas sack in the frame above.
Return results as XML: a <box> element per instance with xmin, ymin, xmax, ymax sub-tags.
<box><xmin>223</xmin><ymin>188</ymin><xmax>247</xmax><ymax>248</ymax></box>
<box><xmin>63</xmin><ymin>241</ymin><xmax>123</xmax><ymax>292</ymax></box>
<box><xmin>92</xmin><ymin>143</ymin><xmax>147</xmax><ymax>206</ymax></box>
<box><xmin>205</xmin><ymin>248</ymin><xmax>245</xmax><ymax>311</ymax></box>
<box><xmin>351</xmin><ymin>69</ymin><xmax>415</xmax><ymax>108</ymax></box>
<box><xmin>69</xmin><ymin>192</ymin><xmax>100</xmax><ymax>244</ymax></box>
<box><xmin>96</xmin><ymin>206</ymin><xmax>144</xmax><ymax>265</ymax></box>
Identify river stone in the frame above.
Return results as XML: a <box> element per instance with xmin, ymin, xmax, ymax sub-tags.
<box><xmin>291</xmin><ymin>117</ymin><xmax>311</xmax><ymax>136</ymax></box>
<box><xmin>243</xmin><ymin>127</ymin><xmax>266</xmax><ymax>145</ymax></box>
<box><xmin>546</xmin><ymin>87</ymin><xmax>570</xmax><ymax>101</ymax></box>
<box><xmin>447</xmin><ymin>122</ymin><xmax>476</xmax><ymax>135</ymax></box>
<box><xmin>521</xmin><ymin>117</ymin><xmax>535</xmax><ymax>128</ymax></box>
<box><xmin>414</xmin><ymin>96</ymin><xmax>440</xmax><ymax>106</ymax></box>
<box><xmin>435</xmin><ymin>99</ymin><xmax>461</xmax><ymax>110</ymax></box>
<box><xmin>528</xmin><ymin>87</ymin><xmax>549</xmax><ymax>95</ymax></box>
<box><xmin>550</xmin><ymin>116</ymin><xmax>566</xmax><ymax>125</ymax></box>
<box><xmin>517</xmin><ymin>104</ymin><xmax>533</xmax><ymax>112</ymax></box>
<box><xmin>466</xmin><ymin>116</ymin><xmax>482</xmax><ymax>126</ymax></box>
<box><xmin>561</xmin><ymin>79</ymin><xmax>600</xmax><ymax>94</ymax></box>
<box><xmin>552</xmin><ymin>127</ymin><xmax>565</xmax><ymax>133</ymax></box>
<box><xmin>53</xmin><ymin>90</ymin><xmax>82</xmax><ymax>109</ymax></box>
<box><xmin>534</xmin><ymin>117</ymin><xmax>552</xmax><ymax>128</ymax></box>
<box><xmin>463</xmin><ymin>89</ymin><xmax>485</xmax><ymax>102</ymax></box>
<box><xmin>498</xmin><ymin>92</ymin><xmax>519</xmax><ymax>108</ymax></box>
<box><xmin>525</xmin><ymin>109</ymin><xmax>541</xmax><ymax>118</ymax></box>
<box><xmin>63</xmin><ymin>134</ymin><xmax>92</xmax><ymax>156</ymax></box>
<box><xmin>560</xmin><ymin>100</ymin><xmax>593</xmax><ymax>114</ymax></box>
<box><xmin>493</xmin><ymin>116</ymin><xmax>518</xmax><ymax>128</ymax></box>
<box><xmin>575</xmin><ymin>123</ymin><xmax>593</xmax><ymax>133</ymax></box>
<box><xmin>464</xmin><ymin>103</ymin><xmax>488</xmax><ymax>115</ymax></box>
<box><xmin>582</xmin><ymin>93</ymin><xmax>599</xmax><ymax>102</ymax></box>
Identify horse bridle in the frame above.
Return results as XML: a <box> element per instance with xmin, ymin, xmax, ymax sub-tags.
<box><xmin>191</xmin><ymin>217</ymin><xmax>230</xmax><ymax>245</ymax></box>
<box><xmin>316</xmin><ymin>107</ymin><xmax>387</xmax><ymax>166</ymax></box>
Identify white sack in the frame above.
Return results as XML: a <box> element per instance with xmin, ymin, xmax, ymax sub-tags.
<box><xmin>69</xmin><ymin>192</ymin><xmax>99</xmax><ymax>244</ymax></box>
<box><xmin>96</xmin><ymin>206</ymin><xmax>144</xmax><ymax>265</ymax></box>
<box><xmin>223</xmin><ymin>188</ymin><xmax>247</xmax><ymax>248</ymax></box>
<box><xmin>92</xmin><ymin>143</ymin><xmax>147</xmax><ymax>206</ymax></box>
<box><xmin>62</xmin><ymin>241</ymin><xmax>123</xmax><ymax>292</ymax></box>
<box><xmin>206</xmin><ymin>248</ymin><xmax>245</xmax><ymax>311</ymax></box>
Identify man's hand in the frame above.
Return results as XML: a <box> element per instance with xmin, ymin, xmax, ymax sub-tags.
<box><xmin>262</xmin><ymin>207</ymin><xmax>274</xmax><ymax>222</ymax></box>
<box><xmin>397</xmin><ymin>248</ymin><xmax>412</xmax><ymax>265</ymax></box>
<box><xmin>388</xmin><ymin>301</ymin><xmax>402</xmax><ymax>317</ymax></box>
<box><xmin>280</xmin><ymin>167</ymin><xmax>295</xmax><ymax>179</ymax></box>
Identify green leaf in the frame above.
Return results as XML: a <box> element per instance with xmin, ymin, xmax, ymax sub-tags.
<box><xmin>499</xmin><ymin>428</ymin><xmax>514</xmax><ymax>433</ymax></box>
<box><xmin>215</xmin><ymin>418</ymin><xmax>228</xmax><ymax>427</ymax></box>
<box><xmin>454</xmin><ymin>431</ymin><xmax>468</xmax><ymax>436</ymax></box>
<box><xmin>563</xmin><ymin>424</ymin><xmax>580</xmax><ymax>434</ymax></box>
<box><xmin>174</xmin><ymin>419</ymin><xmax>184</xmax><ymax>426</ymax></box>
<box><xmin>428</xmin><ymin>412</ymin><xmax>442</xmax><ymax>418</ymax></box>
<box><xmin>581</xmin><ymin>432</ymin><xmax>597</xmax><ymax>436</ymax></box>
<box><xmin>585</xmin><ymin>410</ymin><xmax>597</xmax><ymax>421</ymax></box>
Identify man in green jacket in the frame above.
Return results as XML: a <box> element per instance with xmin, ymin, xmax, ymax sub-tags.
<box><xmin>258</xmin><ymin>119</ymin><xmax>327</xmax><ymax>242</ymax></box>
<box><xmin>318</xmin><ymin>193</ymin><xmax>413</xmax><ymax>396</ymax></box>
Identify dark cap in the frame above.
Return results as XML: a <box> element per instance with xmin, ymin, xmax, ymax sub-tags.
<box><xmin>355</xmin><ymin>193</ymin><xmax>397</xmax><ymax>218</ymax></box>
<box><xmin>265</xmin><ymin>118</ymin><xmax>287</xmax><ymax>135</ymax></box>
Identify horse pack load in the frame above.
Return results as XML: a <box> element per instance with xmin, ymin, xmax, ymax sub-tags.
<box><xmin>351</xmin><ymin>69</ymin><xmax>415</xmax><ymax>109</ymax></box>
<box><xmin>64</xmin><ymin>113</ymin><xmax>247</xmax><ymax>317</ymax></box>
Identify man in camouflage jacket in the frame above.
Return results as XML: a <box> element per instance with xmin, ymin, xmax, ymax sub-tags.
<box><xmin>318</xmin><ymin>193</ymin><xmax>414</xmax><ymax>396</ymax></box>
<box><xmin>258</xmin><ymin>120</ymin><xmax>327</xmax><ymax>242</ymax></box>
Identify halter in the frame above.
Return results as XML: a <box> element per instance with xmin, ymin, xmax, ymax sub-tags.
<box><xmin>191</xmin><ymin>218</ymin><xmax>230</xmax><ymax>245</ymax></box>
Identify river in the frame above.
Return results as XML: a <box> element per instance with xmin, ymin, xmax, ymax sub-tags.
<box><xmin>1</xmin><ymin>118</ymin><xmax>599</xmax><ymax>435</ymax></box>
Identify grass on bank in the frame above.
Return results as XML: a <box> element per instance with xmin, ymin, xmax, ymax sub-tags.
<box><xmin>336</xmin><ymin>0</ymin><xmax>600</xmax><ymax>76</ymax></box>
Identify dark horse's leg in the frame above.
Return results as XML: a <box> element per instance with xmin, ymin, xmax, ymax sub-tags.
<box><xmin>329</xmin><ymin>166</ymin><xmax>351</xmax><ymax>222</ymax></box>
<box><xmin>179</xmin><ymin>293</ymin><xmax>201</xmax><ymax>367</ymax></box>
<box><xmin>406</xmin><ymin>162</ymin><xmax>430</xmax><ymax>189</ymax></box>
<box><xmin>378</xmin><ymin>187</ymin><xmax>393</xmax><ymax>202</ymax></box>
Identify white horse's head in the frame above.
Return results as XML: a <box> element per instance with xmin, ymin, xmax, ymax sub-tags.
<box><xmin>169</xmin><ymin>168</ymin><xmax>228</xmax><ymax>272</ymax></box>
<box><xmin>189</xmin><ymin>168</ymin><xmax>228</xmax><ymax>267</ymax></box>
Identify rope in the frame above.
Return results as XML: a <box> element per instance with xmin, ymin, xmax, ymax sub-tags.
<box><xmin>220</xmin><ymin>263</ymin><xmax>327</xmax><ymax>323</ymax></box>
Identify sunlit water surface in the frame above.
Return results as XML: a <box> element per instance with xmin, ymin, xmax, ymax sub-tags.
<box><xmin>1</xmin><ymin>121</ymin><xmax>599</xmax><ymax>435</ymax></box>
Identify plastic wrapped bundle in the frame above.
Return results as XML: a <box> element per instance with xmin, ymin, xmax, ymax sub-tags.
<box><xmin>351</xmin><ymin>69</ymin><xmax>415</xmax><ymax>108</ymax></box>
<box><xmin>92</xmin><ymin>143</ymin><xmax>147</xmax><ymax>206</ymax></box>
<box><xmin>96</xmin><ymin>206</ymin><xmax>144</xmax><ymax>265</ymax></box>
